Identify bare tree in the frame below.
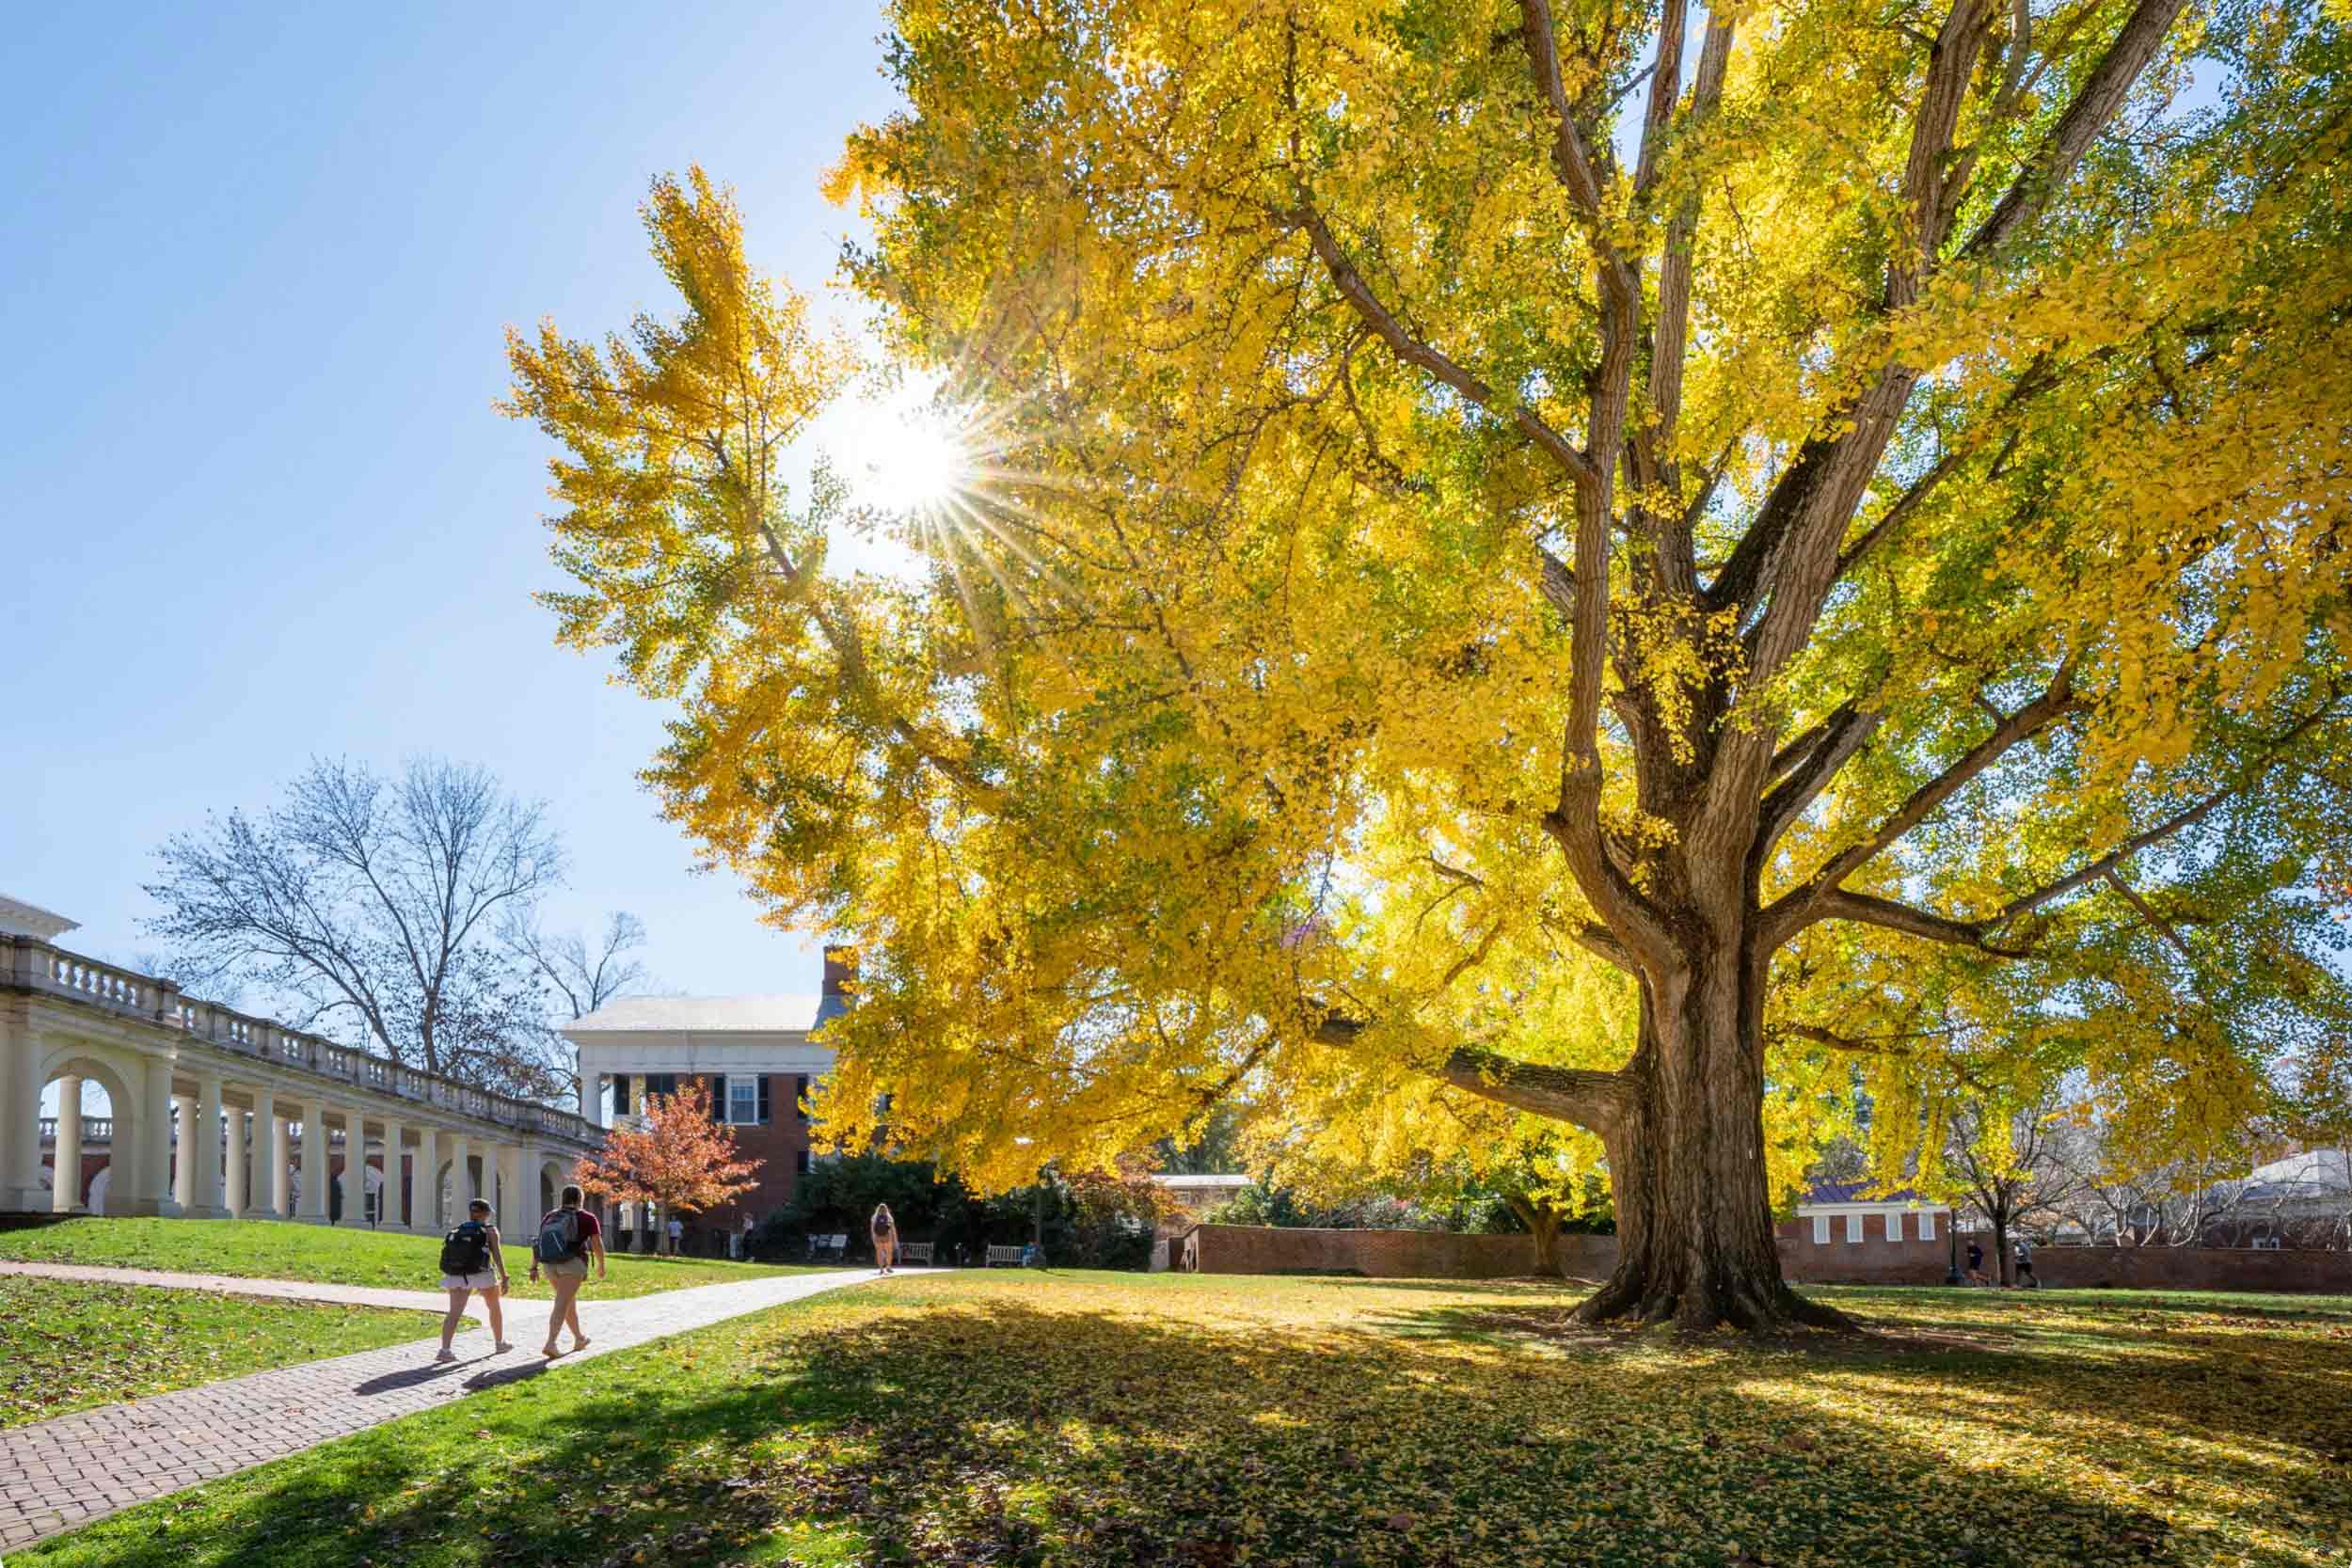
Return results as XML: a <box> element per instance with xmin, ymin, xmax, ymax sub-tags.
<box><xmin>144</xmin><ymin>756</ymin><xmax>567</xmax><ymax>1097</ymax></box>
<box><xmin>501</xmin><ymin>909</ymin><xmax>654</xmax><ymax>1101</ymax></box>
<box><xmin>1943</xmin><ymin>1094</ymin><xmax>2090</xmax><ymax>1285</ymax></box>
<box><xmin>501</xmin><ymin>910</ymin><xmax>650</xmax><ymax>1021</ymax></box>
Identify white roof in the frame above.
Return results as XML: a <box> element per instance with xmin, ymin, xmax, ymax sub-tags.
<box><xmin>567</xmin><ymin>993</ymin><xmax>839</xmax><ymax>1035</ymax></box>
<box><xmin>0</xmin><ymin>895</ymin><xmax>79</xmax><ymax>941</ymax></box>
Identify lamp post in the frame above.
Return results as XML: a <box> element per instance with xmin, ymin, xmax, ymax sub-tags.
<box><xmin>1946</xmin><ymin>1208</ymin><xmax>1962</xmax><ymax>1286</ymax></box>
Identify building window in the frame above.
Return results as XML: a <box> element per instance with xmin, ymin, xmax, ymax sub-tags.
<box><xmin>727</xmin><ymin>1077</ymin><xmax>759</xmax><ymax>1126</ymax></box>
<box><xmin>1918</xmin><ymin>1210</ymin><xmax>1937</xmax><ymax>1242</ymax></box>
<box><xmin>644</xmin><ymin>1073</ymin><xmax>677</xmax><ymax>1101</ymax></box>
<box><xmin>1811</xmin><ymin>1214</ymin><xmax>1830</xmax><ymax>1245</ymax></box>
<box><xmin>1885</xmin><ymin>1211</ymin><xmax>1904</xmax><ymax>1243</ymax></box>
<box><xmin>1844</xmin><ymin>1214</ymin><xmax>1864</xmax><ymax>1243</ymax></box>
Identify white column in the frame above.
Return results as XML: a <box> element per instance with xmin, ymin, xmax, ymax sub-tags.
<box><xmin>129</xmin><ymin>1057</ymin><xmax>176</xmax><ymax>1216</ymax></box>
<box><xmin>52</xmin><ymin>1073</ymin><xmax>84</xmax><ymax>1212</ymax></box>
<box><xmin>379</xmin><ymin>1117</ymin><xmax>405</xmax><ymax>1230</ymax></box>
<box><xmin>296</xmin><ymin>1101</ymin><xmax>329</xmax><ymax>1222</ymax></box>
<box><xmin>169</xmin><ymin>1091</ymin><xmax>197</xmax><ymax>1211</ymax></box>
<box><xmin>223</xmin><ymin>1097</ymin><xmax>248</xmax><ymax>1216</ymax></box>
<box><xmin>577</xmin><ymin>1069</ymin><xmax>598</xmax><ymax>1127</ymax></box>
<box><xmin>1</xmin><ymin>1010</ymin><xmax>44</xmax><ymax>1212</ymax></box>
<box><xmin>414</xmin><ymin>1125</ymin><xmax>440</xmax><ymax>1232</ymax></box>
<box><xmin>503</xmin><ymin>1144</ymin><xmax>534</xmax><ymax>1241</ymax></box>
<box><xmin>189</xmin><ymin>1076</ymin><xmax>228</xmax><ymax>1217</ymax></box>
<box><xmin>338</xmin><ymin>1109</ymin><xmax>371</xmax><ymax>1227</ymax></box>
<box><xmin>447</xmin><ymin>1134</ymin><xmax>471</xmax><ymax>1215</ymax></box>
<box><xmin>255</xmin><ymin>1092</ymin><xmax>288</xmax><ymax>1216</ymax></box>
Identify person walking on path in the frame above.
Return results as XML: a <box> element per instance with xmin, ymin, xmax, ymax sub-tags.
<box><xmin>529</xmin><ymin>1183</ymin><xmax>608</xmax><ymax>1358</ymax></box>
<box><xmin>1965</xmin><ymin>1240</ymin><xmax>1987</xmax><ymax>1286</ymax></box>
<box><xmin>436</xmin><ymin>1198</ymin><xmax>513</xmax><ymax>1363</ymax></box>
<box><xmin>737</xmin><ymin>1213</ymin><xmax>755</xmax><ymax>1260</ymax></box>
<box><xmin>2013</xmin><ymin>1237</ymin><xmax>2038</xmax><ymax>1289</ymax></box>
<box><xmin>871</xmin><ymin>1203</ymin><xmax>897</xmax><ymax>1275</ymax></box>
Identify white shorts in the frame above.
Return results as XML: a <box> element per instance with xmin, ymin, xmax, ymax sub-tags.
<box><xmin>441</xmin><ymin>1271</ymin><xmax>499</xmax><ymax>1291</ymax></box>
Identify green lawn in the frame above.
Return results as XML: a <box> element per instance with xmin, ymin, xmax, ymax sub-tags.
<box><xmin>0</xmin><ymin>1217</ymin><xmax>830</xmax><ymax>1300</ymax></box>
<box><xmin>0</xmin><ymin>1275</ymin><xmax>434</xmax><ymax>1429</ymax></box>
<box><xmin>16</xmin><ymin>1271</ymin><xmax>2351</xmax><ymax>1568</ymax></box>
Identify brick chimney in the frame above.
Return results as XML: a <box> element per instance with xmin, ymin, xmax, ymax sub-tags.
<box><xmin>821</xmin><ymin>944</ymin><xmax>857</xmax><ymax>997</ymax></box>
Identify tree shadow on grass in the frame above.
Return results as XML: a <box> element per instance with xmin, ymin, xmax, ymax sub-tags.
<box><xmin>32</xmin><ymin>1294</ymin><xmax>2316</xmax><ymax>1568</ymax></box>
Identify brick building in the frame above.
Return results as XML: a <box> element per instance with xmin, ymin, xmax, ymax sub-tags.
<box><xmin>563</xmin><ymin>948</ymin><xmax>851</xmax><ymax>1247</ymax></box>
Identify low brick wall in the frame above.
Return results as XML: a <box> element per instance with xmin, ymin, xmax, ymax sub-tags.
<box><xmin>1777</xmin><ymin>1232</ymin><xmax>1957</xmax><ymax>1285</ymax></box>
<box><xmin>1185</xmin><ymin>1225</ymin><xmax>1550</xmax><ymax>1278</ymax></box>
<box><xmin>2026</xmin><ymin>1244</ymin><xmax>2352</xmax><ymax>1294</ymax></box>
<box><xmin>1185</xmin><ymin>1224</ymin><xmax>2352</xmax><ymax>1294</ymax></box>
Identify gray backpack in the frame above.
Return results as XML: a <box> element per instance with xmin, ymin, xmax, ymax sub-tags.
<box><xmin>533</xmin><ymin>1208</ymin><xmax>584</xmax><ymax>1264</ymax></box>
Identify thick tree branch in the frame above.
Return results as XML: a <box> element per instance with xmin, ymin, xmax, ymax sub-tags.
<box><xmin>1807</xmin><ymin>888</ymin><xmax>2033</xmax><ymax>955</ymax></box>
<box><xmin>1756</xmin><ymin>700</ymin><xmax>1885</xmax><ymax>855</ymax></box>
<box><xmin>1785</xmin><ymin>661</ymin><xmax>2078</xmax><ymax>906</ymax></box>
<box><xmin>1438</xmin><ymin>1045</ymin><xmax>1630</xmax><ymax>1133</ymax></box>
<box><xmin>1517</xmin><ymin>0</ymin><xmax>1639</xmax><ymax>310</ymax></box>
<box><xmin>1311</xmin><ymin>1020</ymin><xmax>1629</xmax><ymax>1134</ymax></box>
<box><xmin>1963</xmin><ymin>0</ymin><xmax>2194</xmax><ymax>258</ymax></box>
<box><xmin>1294</xmin><ymin>203</ymin><xmax>1600</xmax><ymax>488</ymax></box>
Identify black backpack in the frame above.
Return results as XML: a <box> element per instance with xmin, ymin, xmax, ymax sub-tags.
<box><xmin>439</xmin><ymin>1220</ymin><xmax>491</xmax><ymax>1275</ymax></box>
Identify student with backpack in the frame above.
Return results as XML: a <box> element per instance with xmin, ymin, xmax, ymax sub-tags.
<box><xmin>527</xmin><ymin>1183</ymin><xmax>607</xmax><ymax>1359</ymax></box>
<box><xmin>436</xmin><ymin>1197</ymin><xmax>514</xmax><ymax>1363</ymax></box>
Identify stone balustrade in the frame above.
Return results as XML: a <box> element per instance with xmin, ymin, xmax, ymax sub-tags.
<box><xmin>4</xmin><ymin>937</ymin><xmax>587</xmax><ymax>1146</ymax></box>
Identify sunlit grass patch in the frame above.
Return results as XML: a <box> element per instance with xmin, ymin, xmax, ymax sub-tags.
<box><xmin>0</xmin><ymin>1276</ymin><xmax>434</xmax><ymax>1427</ymax></box>
<box><xmin>0</xmin><ymin>1215</ymin><xmax>822</xmax><ymax>1299</ymax></box>
<box><xmin>16</xmin><ymin>1271</ymin><xmax>2351</xmax><ymax>1567</ymax></box>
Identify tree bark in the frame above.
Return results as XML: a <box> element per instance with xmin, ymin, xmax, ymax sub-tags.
<box><xmin>1570</xmin><ymin>958</ymin><xmax>1851</xmax><ymax>1332</ymax></box>
<box><xmin>1506</xmin><ymin>1195</ymin><xmax>1565</xmax><ymax>1278</ymax></box>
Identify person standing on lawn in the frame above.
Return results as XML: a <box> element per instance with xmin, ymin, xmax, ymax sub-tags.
<box><xmin>871</xmin><ymin>1202</ymin><xmax>897</xmax><ymax>1275</ymax></box>
<box><xmin>665</xmin><ymin>1212</ymin><xmax>683</xmax><ymax>1256</ymax></box>
<box><xmin>436</xmin><ymin>1197</ymin><xmax>513</xmax><ymax>1363</ymax></box>
<box><xmin>1965</xmin><ymin>1240</ymin><xmax>1988</xmax><ymax>1286</ymax></box>
<box><xmin>529</xmin><ymin>1182</ymin><xmax>608</xmax><ymax>1358</ymax></box>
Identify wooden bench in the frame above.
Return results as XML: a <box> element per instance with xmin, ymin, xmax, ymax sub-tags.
<box><xmin>898</xmin><ymin>1242</ymin><xmax>933</xmax><ymax>1266</ymax></box>
<box><xmin>986</xmin><ymin>1243</ymin><xmax>1025</xmax><ymax>1267</ymax></box>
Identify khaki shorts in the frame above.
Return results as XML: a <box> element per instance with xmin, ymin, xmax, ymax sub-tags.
<box><xmin>543</xmin><ymin>1257</ymin><xmax>589</xmax><ymax>1281</ymax></box>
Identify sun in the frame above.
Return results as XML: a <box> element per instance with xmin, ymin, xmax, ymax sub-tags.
<box><xmin>833</xmin><ymin>385</ymin><xmax>975</xmax><ymax>518</ymax></box>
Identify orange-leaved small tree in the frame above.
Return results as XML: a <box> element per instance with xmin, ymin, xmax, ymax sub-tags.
<box><xmin>575</xmin><ymin>1078</ymin><xmax>763</xmax><ymax>1225</ymax></box>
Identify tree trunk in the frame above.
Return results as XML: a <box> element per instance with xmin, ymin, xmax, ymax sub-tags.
<box><xmin>1991</xmin><ymin>1210</ymin><xmax>2013</xmax><ymax>1287</ymax></box>
<box><xmin>1508</xmin><ymin>1195</ymin><xmax>1565</xmax><ymax>1278</ymax></box>
<box><xmin>1573</xmin><ymin>959</ymin><xmax>1850</xmax><ymax>1332</ymax></box>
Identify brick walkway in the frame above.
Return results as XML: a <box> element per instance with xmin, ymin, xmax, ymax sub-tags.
<box><xmin>0</xmin><ymin>1265</ymin><xmax>910</xmax><ymax>1550</ymax></box>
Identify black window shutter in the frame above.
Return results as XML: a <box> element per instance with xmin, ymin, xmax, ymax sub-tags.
<box><xmin>757</xmin><ymin>1076</ymin><xmax>772</xmax><ymax>1125</ymax></box>
<box><xmin>708</xmin><ymin>1074</ymin><xmax>724</xmax><ymax>1122</ymax></box>
<box><xmin>795</xmin><ymin>1074</ymin><xmax>809</xmax><ymax>1121</ymax></box>
<box><xmin>796</xmin><ymin>1150</ymin><xmax>811</xmax><ymax>1176</ymax></box>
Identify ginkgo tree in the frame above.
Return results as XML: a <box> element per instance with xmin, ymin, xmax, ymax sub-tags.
<box><xmin>507</xmin><ymin>0</ymin><xmax>2352</xmax><ymax>1329</ymax></box>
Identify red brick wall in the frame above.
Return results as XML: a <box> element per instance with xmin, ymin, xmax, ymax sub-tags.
<box><xmin>1186</xmin><ymin>1225</ymin><xmax>1613</xmax><ymax>1279</ymax></box>
<box><xmin>1185</xmin><ymin>1223</ymin><xmax>2352</xmax><ymax>1295</ymax></box>
<box><xmin>2026</xmin><ymin>1245</ymin><xmax>2352</xmax><ymax>1294</ymax></box>
<box><xmin>695</xmin><ymin>1077</ymin><xmax>814</xmax><ymax>1232</ymax></box>
<box><xmin>1774</xmin><ymin>1214</ymin><xmax>1959</xmax><ymax>1284</ymax></box>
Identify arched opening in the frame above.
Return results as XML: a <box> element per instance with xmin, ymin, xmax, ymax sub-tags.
<box><xmin>38</xmin><ymin>1052</ymin><xmax>135</xmax><ymax>1216</ymax></box>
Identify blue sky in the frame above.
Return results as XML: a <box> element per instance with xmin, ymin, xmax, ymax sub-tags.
<box><xmin>1</xmin><ymin>5</ymin><xmax>910</xmax><ymax>1004</ymax></box>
